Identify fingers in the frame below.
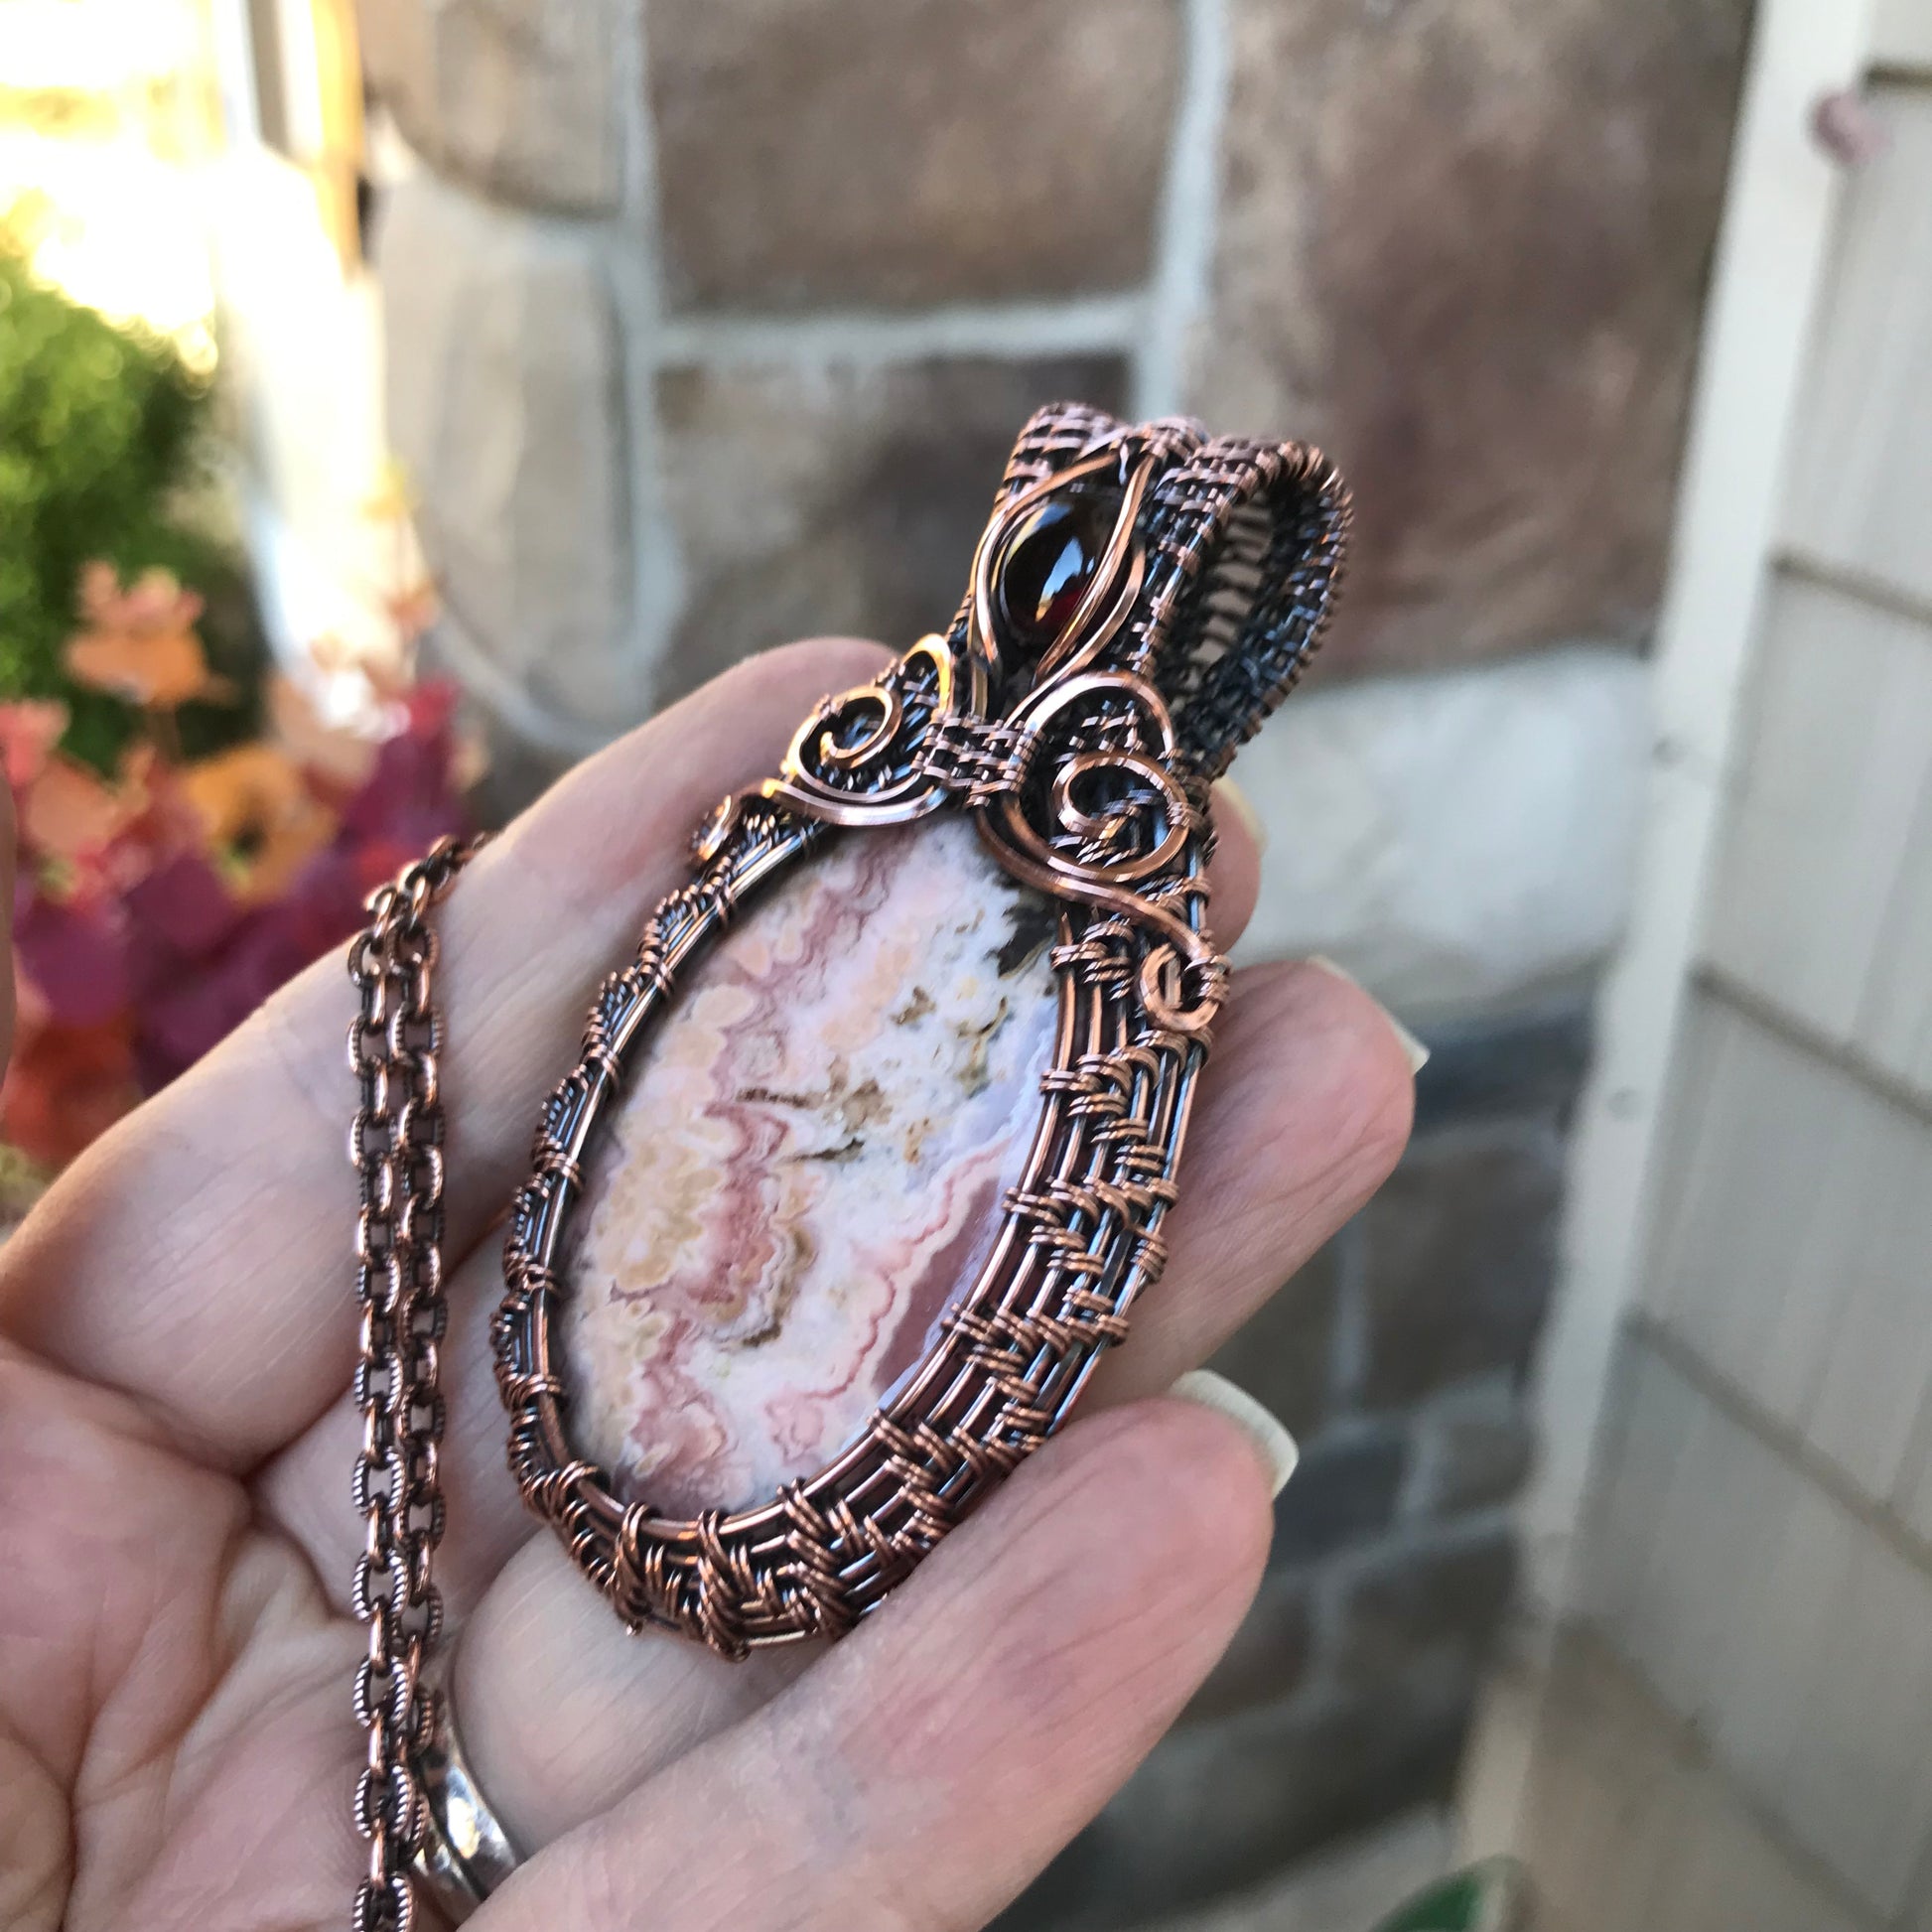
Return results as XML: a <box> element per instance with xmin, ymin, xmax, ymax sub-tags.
<box><xmin>1083</xmin><ymin>957</ymin><xmax>1416</xmax><ymax>1405</ymax></box>
<box><xmin>454</xmin><ymin>1531</ymin><xmax>804</xmax><ymax>1849</ymax></box>
<box><xmin>0</xmin><ymin>639</ymin><xmax>893</xmax><ymax>1467</ymax></box>
<box><xmin>473</xmin><ymin>1398</ymin><xmax>1274</xmax><ymax>1931</ymax></box>
<box><xmin>264</xmin><ymin>950</ymin><xmax>1413</xmax><ymax>1864</ymax></box>
<box><xmin>258</xmin><ymin>953</ymin><xmax>1401</xmax><ymax>1621</ymax></box>
<box><xmin>1204</xmin><ymin>779</ymin><xmax>1261</xmax><ymax>950</ymax></box>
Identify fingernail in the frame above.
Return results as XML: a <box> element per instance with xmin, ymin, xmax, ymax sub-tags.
<box><xmin>1213</xmin><ymin>777</ymin><xmax>1268</xmax><ymax>856</ymax></box>
<box><xmin>1306</xmin><ymin>954</ymin><xmax>1431</xmax><ymax>1075</ymax></box>
<box><xmin>1170</xmin><ymin>1370</ymin><xmax>1300</xmax><ymax>1497</ymax></box>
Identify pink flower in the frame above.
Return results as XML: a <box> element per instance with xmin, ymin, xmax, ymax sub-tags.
<box><xmin>0</xmin><ymin>701</ymin><xmax>69</xmax><ymax>795</ymax></box>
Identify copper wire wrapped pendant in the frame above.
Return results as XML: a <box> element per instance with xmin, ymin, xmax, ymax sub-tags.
<box><xmin>493</xmin><ymin>404</ymin><xmax>1351</xmax><ymax>1656</ymax></box>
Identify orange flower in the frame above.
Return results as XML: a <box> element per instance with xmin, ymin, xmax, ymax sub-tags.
<box><xmin>267</xmin><ymin>673</ymin><xmax>378</xmax><ymax>792</ymax></box>
<box><xmin>0</xmin><ymin>700</ymin><xmax>68</xmax><ymax>792</ymax></box>
<box><xmin>312</xmin><ymin>631</ymin><xmax>414</xmax><ymax>708</ymax></box>
<box><xmin>92</xmin><ymin>743</ymin><xmax>206</xmax><ymax>891</ymax></box>
<box><xmin>21</xmin><ymin>755</ymin><xmax>132</xmax><ymax>870</ymax></box>
<box><xmin>63</xmin><ymin>561</ymin><xmax>225</xmax><ymax>710</ymax></box>
<box><xmin>179</xmin><ymin>742</ymin><xmax>339</xmax><ymax>901</ymax></box>
<box><xmin>384</xmin><ymin>576</ymin><xmax>439</xmax><ymax>647</ymax></box>
<box><xmin>360</xmin><ymin>460</ymin><xmax>417</xmax><ymax>525</ymax></box>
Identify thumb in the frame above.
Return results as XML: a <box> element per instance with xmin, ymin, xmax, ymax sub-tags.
<box><xmin>474</xmin><ymin>1398</ymin><xmax>1276</xmax><ymax>1932</ymax></box>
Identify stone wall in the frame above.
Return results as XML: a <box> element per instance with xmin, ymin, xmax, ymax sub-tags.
<box><xmin>357</xmin><ymin>0</ymin><xmax>1752</xmax><ymax>1918</ymax></box>
<box><xmin>360</xmin><ymin>0</ymin><xmax>1749</xmax><ymax>765</ymax></box>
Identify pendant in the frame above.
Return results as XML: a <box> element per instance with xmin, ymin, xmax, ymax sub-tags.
<box><xmin>493</xmin><ymin>404</ymin><xmax>1350</xmax><ymax>1655</ymax></box>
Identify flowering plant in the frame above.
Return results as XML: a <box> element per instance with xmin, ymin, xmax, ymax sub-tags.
<box><xmin>0</xmin><ymin>239</ymin><xmax>262</xmax><ymax>774</ymax></box>
<box><xmin>3</xmin><ymin>561</ymin><xmax>477</xmax><ymax>1177</ymax></box>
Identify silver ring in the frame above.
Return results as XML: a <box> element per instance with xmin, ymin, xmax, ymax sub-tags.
<box><xmin>411</xmin><ymin>1647</ymin><xmax>522</xmax><ymax>1923</ymax></box>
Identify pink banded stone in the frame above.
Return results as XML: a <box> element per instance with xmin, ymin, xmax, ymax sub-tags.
<box><xmin>561</xmin><ymin>813</ymin><xmax>1060</xmax><ymax>1517</ymax></box>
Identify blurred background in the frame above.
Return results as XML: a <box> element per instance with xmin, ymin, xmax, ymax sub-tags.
<box><xmin>3</xmin><ymin>1</ymin><xmax>1929</xmax><ymax>1927</ymax></box>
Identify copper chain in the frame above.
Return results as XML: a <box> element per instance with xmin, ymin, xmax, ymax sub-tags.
<box><xmin>346</xmin><ymin>833</ymin><xmax>486</xmax><ymax>1932</ymax></box>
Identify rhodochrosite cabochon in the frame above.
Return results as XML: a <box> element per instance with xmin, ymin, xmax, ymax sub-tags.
<box><xmin>563</xmin><ymin>814</ymin><xmax>1059</xmax><ymax>1518</ymax></box>
<box><xmin>494</xmin><ymin>404</ymin><xmax>1351</xmax><ymax>1655</ymax></box>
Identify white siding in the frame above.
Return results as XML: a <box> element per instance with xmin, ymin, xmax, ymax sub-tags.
<box><xmin>1781</xmin><ymin>90</ymin><xmax>1932</xmax><ymax>609</ymax></box>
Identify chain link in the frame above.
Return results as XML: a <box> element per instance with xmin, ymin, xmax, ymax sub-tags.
<box><xmin>347</xmin><ymin>833</ymin><xmax>486</xmax><ymax>1932</ymax></box>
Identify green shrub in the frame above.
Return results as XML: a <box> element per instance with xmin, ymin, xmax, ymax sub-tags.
<box><xmin>0</xmin><ymin>247</ymin><xmax>262</xmax><ymax>768</ymax></box>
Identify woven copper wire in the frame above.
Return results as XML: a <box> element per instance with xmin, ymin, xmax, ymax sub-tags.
<box><xmin>492</xmin><ymin>404</ymin><xmax>1350</xmax><ymax>1657</ymax></box>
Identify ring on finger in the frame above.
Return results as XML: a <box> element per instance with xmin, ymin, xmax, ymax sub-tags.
<box><xmin>412</xmin><ymin>1645</ymin><xmax>522</xmax><ymax>1924</ymax></box>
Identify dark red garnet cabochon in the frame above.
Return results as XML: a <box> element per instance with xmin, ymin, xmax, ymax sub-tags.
<box><xmin>995</xmin><ymin>494</ymin><xmax>1114</xmax><ymax>650</ymax></box>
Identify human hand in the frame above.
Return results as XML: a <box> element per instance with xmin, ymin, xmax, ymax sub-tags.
<box><xmin>0</xmin><ymin>639</ymin><xmax>1415</xmax><ymax>1931</ymax></box>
